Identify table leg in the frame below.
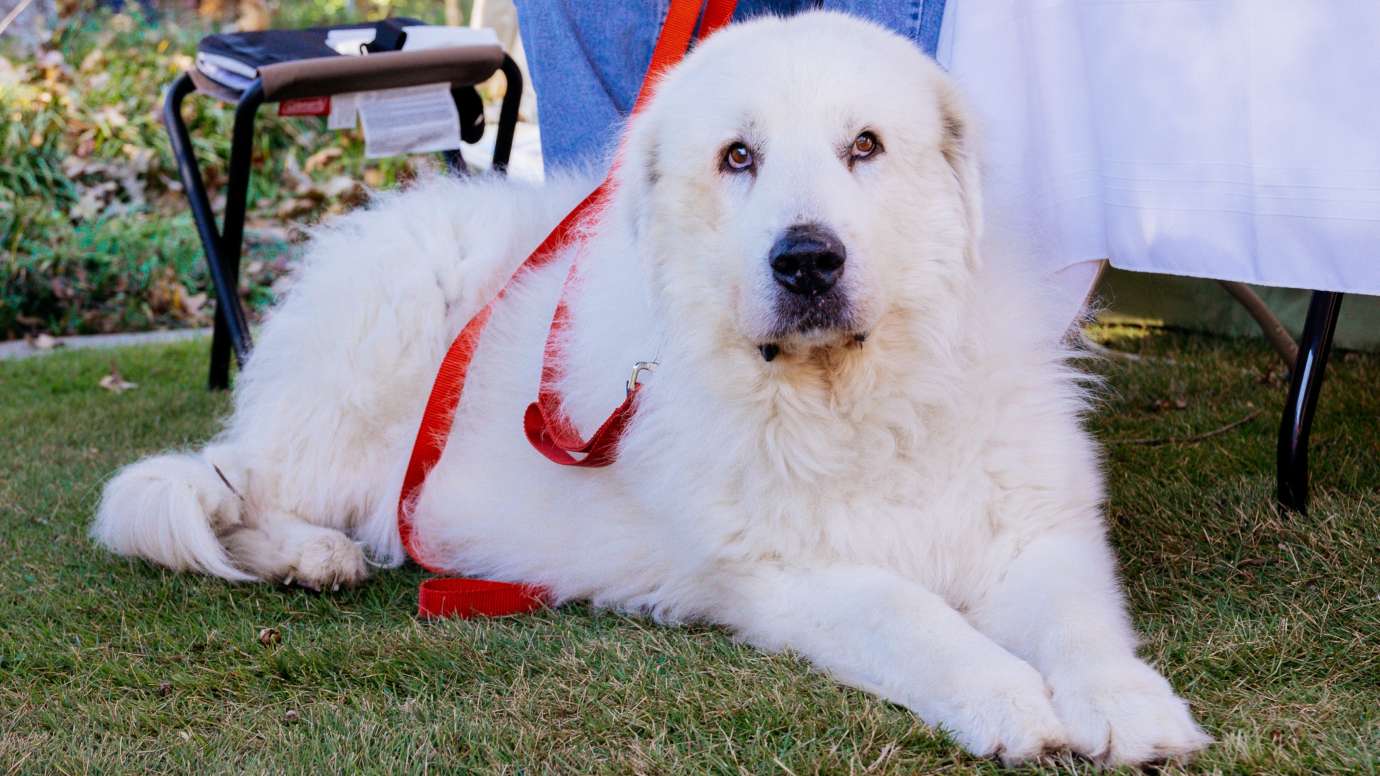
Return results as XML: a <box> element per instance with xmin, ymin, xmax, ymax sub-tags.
<box><xmin>1277</xmin><ymin>290</ymin><xmax>1344</xmax><ymax>514</ymax></box>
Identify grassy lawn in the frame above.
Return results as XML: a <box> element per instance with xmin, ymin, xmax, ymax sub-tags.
<box><xmin>0</xmin><ymin>330</ymin><xmax>1376</xmax><ymax>773</ymax></box>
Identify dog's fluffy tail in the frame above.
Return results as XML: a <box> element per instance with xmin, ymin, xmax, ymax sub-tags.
<box><xmin>92</xmin><ymin>449</ymin><xmax>256</xmax><ymax>581</ymax></box>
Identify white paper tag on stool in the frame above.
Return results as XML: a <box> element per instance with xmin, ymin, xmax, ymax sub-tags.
<box><xmin>357</xmin><ymin>84</ymin><xmax>462</xmax><ymax>159</ymax></box>
<box><xmin>327</xmin><ymin>92</ymin><xmax>359</xmax><ymax>130</ymax></box>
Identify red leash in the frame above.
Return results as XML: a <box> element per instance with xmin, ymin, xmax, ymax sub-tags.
<box><xmin>399</xmin><ymin>0</ymin><xmax>738</xmax><ymax>619</ymax></box>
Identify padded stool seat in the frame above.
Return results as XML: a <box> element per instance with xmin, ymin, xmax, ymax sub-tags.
<box><xmin>187</xmin><ymin>21</ymin><xmax>507</xmax><ymax>103</ymax></box>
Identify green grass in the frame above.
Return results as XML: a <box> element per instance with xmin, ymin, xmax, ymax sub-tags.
<box><xmin>1</xmin><ymin>329</ymin><xmax>1377</xmax><ymax>773</ymax></box>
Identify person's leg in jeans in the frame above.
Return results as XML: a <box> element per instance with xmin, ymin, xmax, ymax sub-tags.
<box><xmin>824</xmin><ymin>0</ymin><xmax>945</xmax><ymax>57</ymax></box>
<box><xmin>511</xmin><ymin>1</ymin><xmax>667</xmax><ymax>170</ymax></box>
<box><xmin>512</xmin><ymin>0</ymin><xmax>946</xmax><ymax>172</ymax></box>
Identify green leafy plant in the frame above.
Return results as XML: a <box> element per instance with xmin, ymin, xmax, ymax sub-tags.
<box><xmin>2</xmin><ymin>8</ymin><xmax>433</xmax><ymax>340</ymax></box>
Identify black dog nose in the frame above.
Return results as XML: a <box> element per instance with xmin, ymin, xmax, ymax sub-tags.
<box><xmin>769</xmin><ymin>224</ymin><xmax>846</xmax><ymax>296</ymax></box>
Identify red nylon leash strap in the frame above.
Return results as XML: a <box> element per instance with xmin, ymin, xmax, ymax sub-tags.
<box><xmin>399</xmin><ymin>0</ymin><xmax>738</xmax><ymax>620</ymax></box>
<box><xmin>522</xmin><ymin>0</ymin><xmax>733</xmax><ymax>467</ymax></box>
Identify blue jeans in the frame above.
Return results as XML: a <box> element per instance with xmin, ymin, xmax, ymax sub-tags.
<box><xmin>513</xmin><ymin>0</ymin><xmax>946</xmax><ymax>170</ymax></box>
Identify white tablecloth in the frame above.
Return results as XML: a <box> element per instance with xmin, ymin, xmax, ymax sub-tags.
<box><xmin>938</xmin><ymin>0</ymin><xmax>1380</xmax><ymax>310</ymax></box>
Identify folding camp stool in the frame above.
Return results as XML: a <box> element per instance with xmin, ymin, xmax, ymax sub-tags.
<box><xmin>163</xmin><ymin>20</ymin><xmax>522</xmax><ymax>389</ymax></box>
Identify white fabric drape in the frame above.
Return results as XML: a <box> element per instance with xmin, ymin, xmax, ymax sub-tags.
<box><xmin>938</xmin><ymin>0</ymin><xmax>1380</xmax><ymax>305</ymax></box>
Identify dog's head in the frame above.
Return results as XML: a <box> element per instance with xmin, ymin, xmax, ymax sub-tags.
<box><xmin>616</xmin><ymin>11</ymin><xmax>981</xmax><ymax>367</ymax></box>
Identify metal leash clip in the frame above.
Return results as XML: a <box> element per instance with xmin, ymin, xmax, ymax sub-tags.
<box><xmin>627</xmin><ymin>361</ymin><xmax>659</xmax><ymax>395</ymax></box>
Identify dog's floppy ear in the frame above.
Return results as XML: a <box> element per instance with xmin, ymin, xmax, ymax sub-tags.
<box><xmin>613</xmin><ymin>114</ymin><xmax>662</xmax><ymax>241</ymax></box>
<box><xmin>935</xmin><ymin>80</ymin><xmax>984</xmax><ymax>269</ymax></box>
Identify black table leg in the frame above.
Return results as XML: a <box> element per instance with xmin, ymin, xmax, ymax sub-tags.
<box><xmin>1277</xmin><ymin>290</ymin><xmax>1344</xmax><ymax>514</ymax></box>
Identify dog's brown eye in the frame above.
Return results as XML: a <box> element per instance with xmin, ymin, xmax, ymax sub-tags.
<box><xmin>723</xmin><ymin>142</ymin><xmax>754</xmax><ymax>172</ymax></box>
<box><xmin>851</xmin><ymin>131</ymin><xmax>880</xmax><ymax>160</ymax></box>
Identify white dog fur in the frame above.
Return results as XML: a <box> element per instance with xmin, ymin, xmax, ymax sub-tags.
<box><xmin>94</xmin><ymin>12</ymin><xmax>1210</xmax><ymax>766</ymax></box>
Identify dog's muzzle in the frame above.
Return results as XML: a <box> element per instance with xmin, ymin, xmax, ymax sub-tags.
<box><xmin>768</xmin><ymin>223</ymin><xmax>852</xmax><ymax>335</ymax></box>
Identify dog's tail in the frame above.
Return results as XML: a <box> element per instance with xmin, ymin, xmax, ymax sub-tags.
<box><xmin>91</xmin><ymin>448</ymin><xmax>256</xmax><ymax>582</ymax></box>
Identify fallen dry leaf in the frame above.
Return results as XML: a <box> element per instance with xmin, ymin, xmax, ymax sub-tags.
<box><xmin>320</xmin><ymin>175</ymin><xmax>362</xmax><ymax>200</ymax></box>
<box><xmin>37</xmin><ymin>50</ymin><xmax>67</xmax><ymax>71</ymax></box>
<box><xmin>245</xmin><ymin>221</ymin><xmax>298</xmax><ymax>245</ymax></box>
<box><xmin>237</xmin><ymin>0</ymin><xmax>271</xmax><ymax>32</ymax></box>
<box><xmin>147</xmin><ymin>267</ymin><xmax>194</xmax><ymax>317</ymax></box>
<box><xmin>99</xmin><ymin>363</ymin><xmax>137</xmax><ymax>393</ymax></box>
<box><xmin>257</xmin><ymin>627</ymin><xmax>281</xmax><ymax>646</ymax></box>
<box><xmin>181</xmin><ymin>292</ymin><xmax>208</xmax><ymax>319</ymax></box>
<box><xmin>79</xmin><ymin>49</ymin><xmax>104</xmax><ymax>73</ymax></box>
<box><xmin>29</xmin><ymin>333</ymin><xmax>62</xmax><ymax>351</ymax></box>
<box><xmin>303</xmin><ymin>146</ymin><xmax>343</xmax><ymax>173</ymax></box>
<box><xmin>282</xmin><ymin>152</ymin><xmax>314</xmax><ymax>195</ymax></box>
<box><xmin>276</xmin><ymin>197</ymin><xmax>317</xmax><ymax>219</ymax></box>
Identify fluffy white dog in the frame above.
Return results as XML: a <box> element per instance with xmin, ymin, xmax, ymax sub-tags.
<box><xmin>95</xmin><ymin>11</ymin><xmax>1210</xmax><ymax>766</ymax></box>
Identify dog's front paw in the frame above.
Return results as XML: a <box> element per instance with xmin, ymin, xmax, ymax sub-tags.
<box><xmin>1049</xmin><ymin>658</ymin><xmax>1211</xmax><ymax>766</ymax></box>
<box><xmin>931</xmin><ymin>661</ymin><xmax>1068</xmax><ymax>766</ymax></box>
<box><xmin>290</xmin><ymin>532</ymin><xmax>368</xmax><ymax>591</ymax></box>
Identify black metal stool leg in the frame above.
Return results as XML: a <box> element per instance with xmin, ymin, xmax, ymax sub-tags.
<box><xmin>218</xmin><ymin>82</ymin><xmax>263</xmax><ymax>365</ymax></box>
<box><xmin>491</xmin><ymin>54</ymin><xmax>524</xmax><ymax>172</ymax></box>
<box><xmin>164</xmin><ymin>74</ymin><xmax>262</xmax><ymax>389</ymax></box>
<box><xmin>1277</xmin><ymin>290</ymin><xmax>1344</xmax><ymax>514</ymax></box>
<box><xmin>209</xmin><ymin>305</ymin><xmax>233</xmax><ymax>389</ymax></box>
<box><xmin>442</xmin><ymin>148</ymin><xmax>469</xmax><ymax>175</ymax></box>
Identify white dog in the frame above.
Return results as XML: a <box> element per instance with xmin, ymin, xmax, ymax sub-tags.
<box><xmin>95</xmin><ymin>12</ymin><xmax>1210</xmax><ymax>766</ymax></box>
